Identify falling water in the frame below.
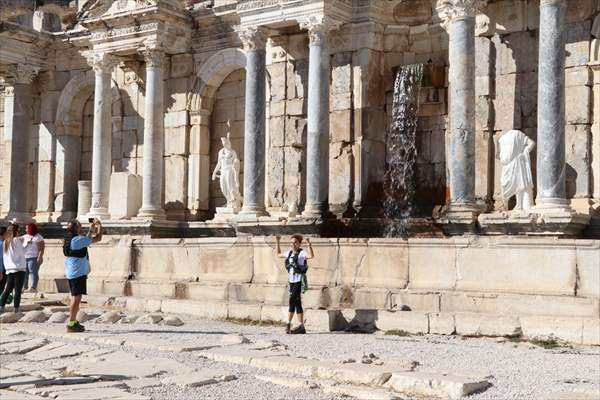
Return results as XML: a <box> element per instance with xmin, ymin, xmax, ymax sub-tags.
<box><xmin>383</xmin><ymin>64</ymin><xmax>423</xmax><ymax>237</ymax></box>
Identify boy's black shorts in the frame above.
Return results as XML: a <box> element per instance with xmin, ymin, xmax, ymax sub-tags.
<box><xmin>68</xmin><ymin>275</ymin><xmax>87</xmax><ymax>296</ymax></box>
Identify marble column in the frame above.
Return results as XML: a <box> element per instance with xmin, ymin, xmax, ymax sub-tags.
<box><xmin>4</xmin><ymin>64</ymin><xmax>39</xmax><ymax>223</ymax></box>
<box><xmin>86</xmin><ymin>52</ymin><xmax>118</xmax><ymax>220</ymax></box>
<box><xmin>300</xmin><ymin>17</ymin><xmax>339</xmax><ymax>217</ymax></box>
<box><xmin>237</xmin><ymin>26</ymin><xmax>268</xmax><ymax>216</ymax></box>
<box><xmin>137</xmin><ymin>48</ymin><xmax>166</xmax><ymax>220</ymax></box>
<box><xmin>535</xmin><ymin>0</ymin><xmax>569</xmax><ymax>210</ymax></box>
<box><xmin>441</xmin><ymin>0</ymin><xmax>485</xmax><ymax>214</ymax></box>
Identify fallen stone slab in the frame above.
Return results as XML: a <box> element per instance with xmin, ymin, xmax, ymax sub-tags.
<box><xmin>162</xmin><ymin>315</ymin><xmax>184</xmax><ymax>326</ymax></box>
<box><xmin>386</xmin><ymin>371</ymin><xmax>491</xmax><ymax>399</ymax></box>
<box><xmin>255</xmin><ymin>375</ymin><xmax>319</xmax><ymax>390</ymax></box>
<box><xmin>317</xmin><ymin>363</ymin><xmax>411</xmax><ymax>387</ymax></box>
<box><xmin>96</xmin><ymin>311</ymin><xmax>122</xmax><ymax>324</ymax></box>
<box><xmin>121</xmin><ymin>336</ymin><xmax>214</xmax><ymax>353</ymax></box>
<box><xmin>220</xmin><ymin>333</ymin><xmax>250</xmax><ymax>345</ymax></box>
<box><xmin>48</xmin><ymin>312</ymin><xmax>69</xmax><ymax>323</ymax></box>
<box><xmin>20</xmin><ymin>310</ymin><xmax>49</xmax><ymax>323</ymax></box>
<box><xmin>3</xmin><ymin>304</ymin><xmax>43</xmax><ymax>312</ymax></box>
<box><xmin>198</xmin><ymin>346</ymin><xmax>288</xmax><ymax>365</ymax></box>
<box><xmin>0</xmin><ymin>389</ymin><xmax>47</xmax><ymax>399</ymax></box>
<box><xmin>26</xmin><ymin>381</ymin><xmax>128</xmax><ymax>397</ymax></box>
<box><xmin>0</xmin><ymin>333</ymin><xmax>31</xmax><ymax>345</ymax></box>
<box><xmin>324</xmin><ymin>384</ymin><xmax>401</xmax><ymax>400</ymax></box>
<box><xmin>123</xmin><ymin>378</ymin><xmax>162</xmax><ymax>390</ymax></box>
<box><xmin>0</xmin><ymin>338</ymin><xmax>48</xmax><ymax>354</ymax></box>
<box><xmin>250</xmin><ymin>355</ymin><xmax>326</xmax><ymax>378</ymax></box>
<box><xmin>0</xmin><ymin>375</ymin><xmax>55</xmax><ymax>389</ymax></box>
<box><xmin>161</xmin><ymin>370</ymin><xmax>236</xmax><ymax>387</ymax></box>
<box><xmin>54</xmin><ymin>387</ymin><xmax>151</xmax><ymax>400</ymax></box>
<box><xmin>25</xmin><ymin>343</ymin><xmax>95</xmax><ymax>361</ymax></box>
<box><xmin>0</xmin><ymin>312</ymin><xmax>25</xmax><ymax>323</ymax></box>
<box><xmin>85</xmin><ymin>336</ymin><xmax>127</xmax><ymax>346</ymax></box>
<box><xmin>135</xmin><ymin>314</ymin><xmax>163</xmax><ymax>324</ymax></box>
<box><xmin>67</xmin><ymin>352</ymin><xmax>193</xmax><ymax>379</ymax></box>
<box><xmin>0</xmin><ymin>367</ymin><xmax>27</xmax><ymax>379</ymax></box>
<box><xmin>118</xmin><ymin>315</ymin><xmax>139</xmax><ymax>324</ymax></box>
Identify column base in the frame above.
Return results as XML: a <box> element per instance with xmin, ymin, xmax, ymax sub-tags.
<box><xmin>238</xmin><ymin>205</ymin><xmax>267</xmax><ymax>220</ymax></box>
<box><xmin>435</xmin><ymin>202</ymin><xmax>481</xmax><ymax>235</ymax></box>
<box><xmin>210</xmin><ymin>206</ymin><xmax>241</xmax><ymax>222</ymax></box>
<box><xmin>300</xmin><ymin>202</ymin><xmax>332</xmax><ymax>219</ymax></box>
<box><xmin>135</xmin><ymin>207</ymin><xmax>166</xmax><ymax>221</ymax></box>
<box><xmin>87</xmin><ymin>208</ymin><xmax>111</xmax><ymax>221</ymax></box>
<box><xmin>5</xmin><ymin>211</ymin><xmax>34</xmax><ymax>224</ymax></box>
<box><xmin>479</xmin><ymin>207</ymin><xmax>590</xmax><ymax>236</ymax></box>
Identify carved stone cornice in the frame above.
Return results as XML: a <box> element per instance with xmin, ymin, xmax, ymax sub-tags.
<box><xmin>85</xmin><ymin>52</ymin><xmax>119</xmax><ymax>75</ymax></box>
<box><xmin>299</xmin><ymin>15</ymin><xmax>342</xmax><ymax>45</ymax></box>
<box><xmin>437</xmin><ymin>0</ymin><xmax>487</xmax><ymax>22</ymax></box>
<box><xmin>142</xmin><ymin>48</ymin><xmax>165</xmax><ymax>68</ymax></box>
<box><xmin>3</xmin><ymin>64</ymin><xmax>40</xmax><ymax>85</ymax></box>
<box><xmin>234</xmin><ymin>26</ymin><xmax>270</xmax><ymax>51</ymax></box>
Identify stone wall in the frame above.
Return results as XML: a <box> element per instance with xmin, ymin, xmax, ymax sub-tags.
<box><xmin>36</xmin><ymin>235</ymin><xmax>600</xmax><ymax>344</ymax></box>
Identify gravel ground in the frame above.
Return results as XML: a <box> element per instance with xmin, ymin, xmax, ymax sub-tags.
<box><xmin>1</xmin><ymin>312</ymin><xmax>599</xmax><ymax>400</ymax></box>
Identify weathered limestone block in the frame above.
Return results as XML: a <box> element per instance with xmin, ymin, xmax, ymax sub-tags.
<box><xmin>41</xmin><ymin>90</ymin><xmax>60</xmax><ymax>123</ymax></box>
<box><xmin>286</xmin><ymin>59</ymin><xmax>307</xmax><ymax>99</ymax></box>
<box><xmin>576</xmin><ymin>242</ymin><xmax>600</xmax><ymax>298</ymax></box>
<box><xmin>170</xmin><ymin>54</ymin><xmax>193</xmax><ymax>78</ymax></box>
<box><xmin>391</xmin><ymin>291</ymin><xmax>440</xmax><ymax>312</ymax></box>
<box><xmin>164</xmin><ymin>110</ymin><xmax>189</xmax><ymax>128</ymax></box>
<box><xmin>408</xmin><ymin>239</ymin><xmax>458</xmax><ymax>290</ymax></box>
<box><xmin>270</xmin><ymin>100</ymin><xmax>285</xmax><ymax>116</ymax></box>
<box><xmin>187</xmin><ymin>283</ymin><xmax>228</xmax><ymax>302</ymax></box>
<box><xmin>455</xmin><ymin>238</ymin><xmax>577</xmax><ymax>296</ymax></box>
<box><xmin>164</xmin><ymin>155</ymin><xmax>188</xmax><ymax>214</ymax></box>
<box><xmin>330</xmin><ymin>110</ymin><xmax>352</xmax><ymax>142</ymax></box>
<box><xmin>329</xmin><ymin>142</ymin><xmax>352</xmax><ymax>211</ymax></box>
<box><xmin>565</xmin><ymin>85</ymin><xmax>592</xmax><ymax>124</ymax></box>
<box><xmin>108</xmin><ymin>172</ymin><xmax>142</xmax><ymax>220</ymax></box>
<box><xmin>228</xmin><ymin>303</ymin><xmax>262</xmax><ymax>321</ymax></box>
<box><xmin>165</xmin><ymin>126</ymin><xmax>189</xmax><ymax>155</ymax></box>
<box><xmin>269</xmin><ymin>117</ymin><xmax>285</xmax><ymax>147</ymax></box>
<box><xmin>87</xmin><ymin>237</ymin><xmax>132</xmax><ymax>280</ymax></box>
<box><xmin>485</xmin><ymin>0</ymin><xmax>527</xmax><ymax>34</ymax></box>
<box><xmin>162</xmin><ymin>299</ymin><xmax>228</xmax><ymax>319</ymax></box>
<box><xmin>266</xmin><ymin>62</ymin><xmax>286</xmax><ymax>101</ymax></box>
<box><xmin>285</xmin><ymin>98</ymin><xmax>304</xmax><ymax>116</ymax></box>
<box><xmin>376</xmin><ymin>311</ymin><xmax>429</xmax><ymax>334</ymax></box>
<box><xmin>565</xmin><ymin>124</ymin><xmax>591</xmax><ymax>199</ymax></box>
<box><xmin>455</xmin><ymin>313</ymin><xmax>521</xmax><ymax>337</ymax></box>
<box><xmin>287</xmin><ymin>33</ymin><xmax>309</xmax><ymax>60</ymax></box>
<box><xmin>582</xmin><ymin>319</ymin><xmax>600</xmax><ymax>345</ymax></box>
<box><xmin>566</xmin><ymin>21</ymin><xmax>591</xmax><ymax>67</ymax></box>
<box><xmin>429</xmin><ymin>313</ymin><xmax>455</xmax><ymax>335</ymax></box>
<box><xmin>566</xmin><ymin>66</ymin><xmax>592</xmax><ymax>87</ymax></box>
<box><xmin>283</xmin><ymin>145</ymin><xmax>303</xmax><ymax>210</ymax></box>
<box><xmin>35</xmin><ymin>161</ymin><xmax>54</xmax><ymax>213</ymax></box>
<box><xmin>130</xmin><ymin>281</ymin><xmax>176</xmax><ymax>299</ymax></box>
<box><xmin>187</xmin><ymin>154</ymin><xmax>210</xmax><ymax>212</ymax></box>
<box><xmin>268</xmin><ymin>147</ymin><xmax>284</xmax><ymax>208</ymax></box>
<box><xmin>520</xmin><ymin>316</ymin><xmax>584</xmax><ymax>344</ymax></box>
<box><xmin>189</xmin><ymin>125</ymin><xmax>209</xmax><ymax>155</ymax></box>
<box><xmin>165</xmin><ymin>77</ymin><xmax>188</xmax><ymax>112</ymax></box>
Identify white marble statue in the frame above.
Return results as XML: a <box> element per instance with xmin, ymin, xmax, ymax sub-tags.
<box><xmin>212</xmin><ymin>133</ymin><xmax>242</xmax><ymax>209</ymax></box>
<box><xmin>496</xmin><ymin>129</ymin><xmax>536</xmax><ymax>211</ymax></box>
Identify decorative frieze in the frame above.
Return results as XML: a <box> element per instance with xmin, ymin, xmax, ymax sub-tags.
<box><xmin>90</xmin><ymin>22</ymin><xmax>160</xmax><ymax>41</ymax></box>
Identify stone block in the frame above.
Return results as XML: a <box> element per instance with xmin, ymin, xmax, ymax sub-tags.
<box><xmin>565</xmin><ymin>124</ymin><xmax>591</xmax><ymax>198</ymax></box>
<box><xmin>566</xmin><ymin>67</ymin><xmax>592</xmax><ymax>87</ymax></box>
<box><xmin>486</xmin><ymin>0</ymin><xmax>527</xmax><ymax>34</ymax></box>
<box><xmin>187</xmin><ymin>154</ymin><xmax>210</xmax><ymax>211</ymax></box>
<box><xmin>164</xmin><ymin>155</ymin><xmax>188</xmax><ymax>210</ymax></box>
<box><xmin>391</xmin><ymin>291</ymin><xmax>440</xmax><ymax>312</ymax></box>
<box><xmin>269</xmin><ymin>117</ymin><xmax>285</xmax><ymax>147</ymax></box>
<box><xmin>408</xmin><ymin>239</ymin><xmax>457</xmax><ymax>290</ymax></box>
<box><xmin>108</xmin><ymin>172</ymin><xmax>142</xmax><ymax>219</ymax></box>
<box><xmin>187</xmin><ymin>283</ymin><xmax>228</xmax><ymax>301</ymax></box>
<box><xmin>331</xmin><ymin>93</ymin><xmax>352</xmax><ymax>111</ymax></box>
<box><xmin>165</xmin><ymin>126</ymin><xmax>189</xmax><ymax>155</ymax></box>
<box><xmin>475</xmin><ymin>37</ymin><xmax>492</xmax><ymax>78</ymax></box>
<box><xmin>228</xmin><ymin>303</ymin><xmax>262</xmax><ymax>321</ymax></box>
<box><xmin>260</xmin><ymin>305</ymin><xmax>288</xmax><ymax>324</ymax></box>
<box><xmin>129</xmin><ymin>281</ymin><xmax>176</xmax><ymax>299</ymax></box>
<box><xmin>565</xmin><ymin>86</ymin><xmax>591</xmax><ymax>124</ymax></box>
<box><xmin>454</xmin><ymin>313</ymin><xmax>521</xmax><ymax>337</ymax></box>
<box><xmin>161</xmin><ymin>299</ymin><xmax>228</xmax><ymax>320</ymax></box>
<box><xmin>455</xmin><ymin>238</ymin><xmax>577</xmax><ymax>296</ymax></box>
<box><xmin>353</xmin><ymin>288</ymin><xmax>391</xmax><ymax>309</ymax></box>
<box><xmin>332</xmin><ymin>63</ymin><xmax>352</xmax><ymax>95</ymax></box>
<box><xmin>170</xmin><ymin>54</ymin><xmax>193</xmax><ymax>78</ymax></box>
<box><xmin>164</xmin><ymin>110</ymin><xmax>189</xmax><ymax>128</ymax></box>
<box><xmin>41</xmin><ymin>90</ymin><xmax>60</xmax><ymax>123</ymax></box>
<box><xmin>582</xmin><ymin>319</ymin><xmax>600</xmax><ymax>345</ymax></box>
<box><xmin>566</xmin><ymin>21</ymin><xmax>591</xmax><ymax>67</ymax></box>
<box><xmin>165</xmin><ymin>77</ymin><xmax>188</xmax><ymax>112</ymax></box>
<box><xmin>387</xmin><ymin>371</ymin><xmax>490</xmax><ymax>400</ymax></box>
<box><xmin>520</xmin><ymin>316</ymin><xmax>584</xmax><ymax>344</ymax></box>
<box><xmin>189</xmin><ymin>125</ymin><xmax>209</xmax><ymax>155</ymax></box>
<box><xmin>286</xmin><ymin>98</ymin><xmax>304</xmax><ymax>116</ymax></box>
<box><xmin>267</xmin><ymin>62</ymin><xmax>286</xmax><ymax>101</ymax></box>
<box><xmin>376</xmin><ymin>311</ymin><xmax>429</xmax><ymax>334</ymax></box>
<box><xmin>270</xmin><ymin>100</ymin><xmax>285</xmax><ymax>117</ymax></box>
<box><xmin>576</xmin><ymin>242</ymin><xmax>600</xmax><ymax>298</ymax></box>
<box><xmin>429</xmin><ymin>313</ymin><xmax>455</xmax><ymax>335</ymax></box>
<box><xmin>330</xmin><ymin>110</ymin><xmax>352</xmax><ymax>142</ymax></box>
<box><xmin>329</xmin><ymin>144</ymin><xmax>352</xmax><ymax>209</ymax></box>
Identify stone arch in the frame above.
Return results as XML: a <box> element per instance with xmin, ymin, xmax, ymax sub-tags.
<box><xmin>53</xmin><ymin>69</ymin><xmax>122</xmax><ymax>220</ymax></box>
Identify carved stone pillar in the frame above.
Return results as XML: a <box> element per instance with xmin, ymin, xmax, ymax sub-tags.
<box><xmin>535</xmin><ymin>0</ymin><xmax>569</xmax><ymax>211</ymax></box>
<box><xmin>300</xmin><ymin>16</ymin><xmax>340</xmax><ymax>218</ymax></box>
<box><xmin>137</xmin><ymin>48</ymin><xmax>166</xmax><ymax>220</ymax></box>
<box><xmin>236</xmin><ymin>26</ymin><xmax>268</xmax><ymax>217</ymax></box>
<box><xmin>86</xmin><ymin>52</ymin><xmax>119</xmax><ymax>220</ymax></box>
<box><xmin>4</xmin><ymin>64</ymin><xmax>39</xmax><ymax>223</ymax></box>
<box><xmin>438</xmin><ymin>0</ymin><xmax>486</xmax><ymax>227</ymax></box>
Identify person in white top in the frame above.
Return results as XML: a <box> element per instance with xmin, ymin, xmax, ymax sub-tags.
<box><xmin>275</xmin><ymin>234</ymin><xmax>314</xmax><ymax>335</ymax></box>
<box><xmin>22</xmin><ymin>223</ymin><xmax>45</xmax><ymax>293</ymax></box>
<box><xmin>0</xmin><ymin>223</ymin><xmax>27</xmax><ymax>314</ymax></box>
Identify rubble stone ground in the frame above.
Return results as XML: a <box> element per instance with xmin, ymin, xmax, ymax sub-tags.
<box><xmin>0</xmin><ymin>297</ymin><xmax>598</xmax><ymax>400</ymax></box>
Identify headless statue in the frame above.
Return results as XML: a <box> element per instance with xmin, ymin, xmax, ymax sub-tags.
<box><xmin>496</xmin><ymin>130</ymin><xmax>536</xmax><ymax>211</ymax></box>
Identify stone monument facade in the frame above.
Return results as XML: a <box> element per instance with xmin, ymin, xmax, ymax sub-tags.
<box><xmin>0</xmin><ymin>0</ymin><xmax>597</xmax><ymax>234</ymax></box>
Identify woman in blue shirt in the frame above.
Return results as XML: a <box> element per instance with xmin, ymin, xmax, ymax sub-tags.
<box><xmin>64</xmin><ymin>218</ymin><xmax>102</xmax><ymax>333</ymax></box>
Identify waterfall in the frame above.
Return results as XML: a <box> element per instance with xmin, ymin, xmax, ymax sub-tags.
<box><xmin>383</xmin><ymin>64</ymin><xmax>423</xmax><ymax>237</ymax></box>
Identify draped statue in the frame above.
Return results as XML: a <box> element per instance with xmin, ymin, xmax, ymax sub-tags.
<box><xmin>496</xmin><ymin>130</ymin><xmax>536</xmax><ymax>211</ymax></box>
<box><xmin>212</xmin><ymin>133</ymin><xmax>242</xmax><ymax>209</ymax></box>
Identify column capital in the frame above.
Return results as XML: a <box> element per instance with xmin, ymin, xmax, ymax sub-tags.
<box><xmin>141</xmin><ymin>48</ymin><xmax>165</xmax><ymax>68</ymax></box>
<box><xmin>4</xmin><ymin>64</ymin><xmax>40</xmax><ymax>85</ymax></box>
<box><xmin>234</xmin><ymin>26</ymin><xmax>270</xmax><ymax>51</ymax></box>
<box><xmin>85</xmin><ymin>52</ymin><xmax>119</xmax><ymax>75</ymax></box>
<box><xmin>437</xmin><ymin>0</ymin><xmax>487</xmax><ymax>21</ymax></box>
<box><xmin>299</xmin><ymin>15</ymin><xmax>342</xmax><ymax>45</ymax></box>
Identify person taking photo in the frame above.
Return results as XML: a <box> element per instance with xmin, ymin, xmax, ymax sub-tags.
<box><xmin>275</xmin><ymin>234</ymin><xmax>314</xmax><ymax>334</ymax></box>
<box><xmin>64</xmin><ymin>218</ymin><xmax>102</xmax><ymax>333</ymax></box>
<box><xmin>0</xmin><ymin>223</ymin><xmax>27</xmax><ymax>314</ymax></box>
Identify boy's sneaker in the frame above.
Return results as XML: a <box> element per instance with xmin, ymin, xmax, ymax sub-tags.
<box><xmin>285</xmin><ymin>323</ymin><xmax>291</xmax><ymax>334</ymax></box>
<box><xmin>66</xmin><ymin>321</ymin><xmax>85</xmax><ymax>333</ymax></box>
<box><xmin>290</xmin><ymin>324</ymin><xmax>306</xmax><ymax>335</ymax></box>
